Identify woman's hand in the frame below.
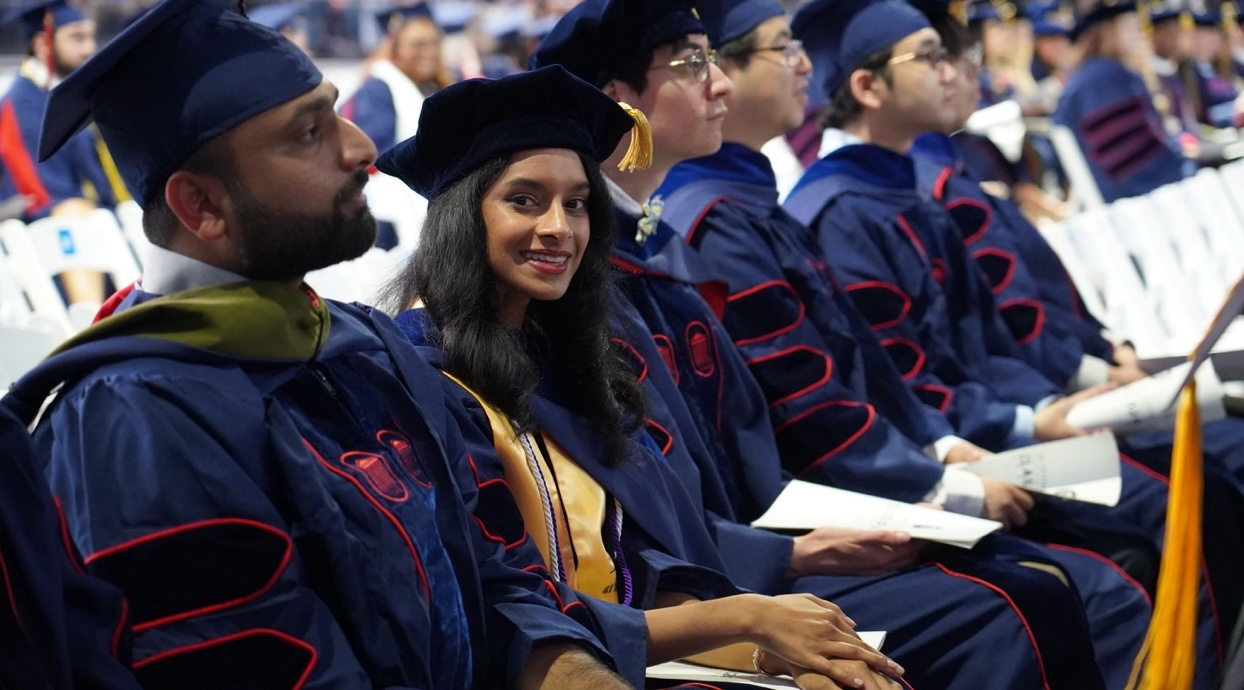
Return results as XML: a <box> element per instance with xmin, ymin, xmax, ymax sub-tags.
<box><xmin>787</xmin><ymin>527</ymin><xmax>922</xmax><ymax>578</ymax></box>
<box><xmin>741</xmin><ymin>593</ymin><xmax>903</xmax><ymax>685</ymax></box>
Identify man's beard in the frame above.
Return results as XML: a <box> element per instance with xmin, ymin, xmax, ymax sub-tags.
<box><xmin>232</xmin><ymin>170</ymin><xmax>378</xmax><ymax>282</ymax></box>
<box><xmin>52</xmin><ymin>53</ymin><xmax>81</xmax><ymax>79</ymax></box>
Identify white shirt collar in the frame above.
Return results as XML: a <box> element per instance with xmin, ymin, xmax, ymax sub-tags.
<box><xmin>138</xmin><ymin>244</ymin><xmax>247</xmax><ymax>296</ymax></box>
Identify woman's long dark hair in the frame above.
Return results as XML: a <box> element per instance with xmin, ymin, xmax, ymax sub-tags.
<box><xmin>378</xmin><ymin>151</ymin><xmax>646</xmax><ymax>467</ymax></box>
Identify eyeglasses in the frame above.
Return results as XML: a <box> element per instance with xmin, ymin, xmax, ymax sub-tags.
<box><xmin>887</xmin><ymin>45</ymin><xmax>951</xmax><ymax>69</ymax></box>
<box><xmin>652</xmin><ymin>48</ymin><xmax>721</xmax><ymax>83</ymax></box>
<box><xmin>745</xmin><ymin>39</ymin><xmax>807</xmax><ymax>68</ymax></box>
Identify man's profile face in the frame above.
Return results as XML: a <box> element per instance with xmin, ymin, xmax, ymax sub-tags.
<box><xmin>220</xmin><ymin>81</ymin><xmax>379</xmax><ymax>281</ymax></box>
<box><xmin>52</xmin><ymin>19</ymin><xmax>96</xmax><ymax>77</ymax></box>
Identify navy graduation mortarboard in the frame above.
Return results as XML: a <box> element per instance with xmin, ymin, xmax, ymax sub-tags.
<box><xmin>701</xmin><ymin>0</ymin><xmax>786</xmax><ymax>46</ymax></box>
<box><xmin>1030</xmin><ymin>0</ymin><xmax>1075</xmax><ymax>35</ymax></box>
<box><xmin>247</xmin><ymin>1</ymin><xmax>309</xmax><ymax>32</ymax></box>
<box><xmin>375</xmin><ymin>2</ymin><xmax>434</xmax><ymax>35</ymax></box>
<box><xmin>1070</xmin><ymin>0</ymin><xmax>1136</xmax><ymax>39</ymax></box>
<box><xmin>4</xmin><ymin>0</ymin><xmax>87</xmax><ymax>42</ymax></box>
<box><xmin>39</xmin><ymin>0</ymin><xmax>322</xmax><ymax>206</ymax></box>
<box><xmin>1144</xmin><ymin>0</ymin><xmax>1184</xmax><ymax>24</ymax></box>
<box><xmin>375</xmin><ymin>65</ymin><xmax>635</xmax><ymax>199</ymax></box>
<box><xmin>1190</xmin><ymin>7</ymin><xmax>1221</xmax><ymax>24</ymax></box>
<box><xmin>529</xmin><ymin>0</ymin><xmax>709</xmax><ymax>88</ymax></box>
<box><xmin>431</xmin><ymin>1</ymin><xmax>477</xmax><ymax>34</ymax></box>
<box><xmin>793</xmin><ymin>0</ymin><xmax>931</xmax><ymax>98</ymax></box>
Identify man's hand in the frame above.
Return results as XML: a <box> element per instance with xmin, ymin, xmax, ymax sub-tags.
<box><xmin>943</xmin><ymin>441</ymin><xmax>990</xmax><ymax>464</ymax></box>
<box><xmin>979</xmin><ymin>476</ymin><xmax>1035</xmax><ymax>529</ymax></box>
<box><xmin>1033</xmin><ymin>383</ymin><xmax>1116</xmax><ymax>441</ymax></box>
<box><xmin>787</xmin><ymin>527</ymin><xmax>922</xmax><ymax>578</ymax></box>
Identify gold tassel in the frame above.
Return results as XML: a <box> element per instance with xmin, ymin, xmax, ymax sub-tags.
<box><xmin>1126</xmin><ymin>377</ymin><xmax>1202</xmax><ymax>690</ymax></box>
<box><xmin>616</xmin><ymin>103</ymin><xmax>653</xmax><ymax>173</ymax></box>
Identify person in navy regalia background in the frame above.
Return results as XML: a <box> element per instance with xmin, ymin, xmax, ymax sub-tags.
<box><xmin>786</xmin><ymin>0</ymin><xmax>1243</xmax><ymax>682</ymax></box>
<box><xmin>0</xmin><ymin>0</ymin><xmax>128</xmax><ymax>221</ymax></box>
<box><xmin>654</xmin><ymin>0</ymin><xmax>1162</xmax><ymax>686</ymax></box>
<box><xmin>530</xmin><ymin>0</ymin><xmax>1139</xmax><ymax>687</ymax></box>
<box><xmin>1053</xmin><ymin>0</ymin><xmax>1195</xmax><ymax>201</ymax></box>
<box><xmin>374</xmin><ymin>64</ymin><xmax>904</xmax><ymax>690</ymax></box>
<box><xmin>1</xmin><ymin>1</ymin><xmax>633</xmax><ymax>686</ymax></box>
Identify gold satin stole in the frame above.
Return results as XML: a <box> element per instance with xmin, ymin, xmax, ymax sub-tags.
<box><xmin>445</xmin><ymin>374</ymin><xmax>619</xmax><ymax>603</ymax></box>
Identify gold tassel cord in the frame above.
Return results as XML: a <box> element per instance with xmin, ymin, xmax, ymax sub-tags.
<box><xmin>616</xmin><ymin>103</ymin><xmax>653</xmax><ymax>173</ymax></box>
<box><xmin>1126</xmin><ymin>379</ymin><xmax>1202</xmax><ymax>690</ymax></box>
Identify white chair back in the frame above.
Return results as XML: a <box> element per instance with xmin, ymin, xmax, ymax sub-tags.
<box><xmin>1049</xmin><ymin>124</ymin><xmax>1105</xmax><ymax>213</ymax></box>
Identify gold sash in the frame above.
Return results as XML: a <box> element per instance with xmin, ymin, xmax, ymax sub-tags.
<box><xmin>444</xmin><ymin>374</ymin><xmax>618</xmax><ymax>603</ymax></box>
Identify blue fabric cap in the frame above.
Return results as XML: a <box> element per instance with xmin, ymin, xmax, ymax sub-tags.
<box><xmin>1190</xmin><ymin>8</ymin><xmax>1221</xmax><ymax>24</ymax></box>
<box><xmin>529</xmin><ymin>0</ymin><xmax>709</xmax><ymax>88</ymax></box>
<box><xmin>38</xmin><ymin>0</ymin><xmax>322</xmax><ymax>206</ymax></box>
<box><xmin>701</xmin><ymin>0</ymin><xmax>787</xmax><ymax>46</ymax></box>
<box><xmin>375</xmin><ymin>65</ymin><xmax>635</xmax><ymax>199</ymax></box>
<box><xmin>375</xmin><ymin>2</ymin><xmax>434</xmax><ymax>34</ymax></box>
<box><xmin>4</xmin><ymin>0</ymin><xmax>87</xmax><ymax>42</ymax></box>
<box><xmin>432</xmin><ymin>1</ymin><xmax>477</xmax><ymax>33</ymax></box>
<box><xmin>794</xmin><ymin>0</ymin><xmax>931</xmax><ymax>97</ymax></box>
<box><xmin>1070</xmin><ymin>0</ymin><xmax>1136</xmax><ymax>39</ymax></box>
<box><xmin>1030</xmin><ymin>0</ymin><xmax>1073</xmax><ymax>35</ymax></box>
<box><xmin>247</xmin><ymin>1</ymin><xmax>309</xmax><ymax>31</ymax></box>
<box><xmin>1145</xmin><ymin>0</ymin><xmax>1182</xmax><ymax>24</ymax></box>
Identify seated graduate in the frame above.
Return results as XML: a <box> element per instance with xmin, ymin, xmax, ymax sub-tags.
<box><xmin>1</xmin><ymin>1</ymin><xmax>633</xmax><ymax>686</ymax></box>
<box><xmin>0</xmin><ymin>403</ymin><xmax>138</xmax><ymax>689</ymax></box>
<box><xmin>1053</xmin><ymin>0</ymin><xmax>1194</xmax><ymax>201</ymax></box>
<box><xmin>374</xmin><ymin>64</ymin><xmax>903</xmax><ymax>690</ymax></box>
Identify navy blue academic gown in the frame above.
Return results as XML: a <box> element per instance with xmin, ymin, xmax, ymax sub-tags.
<box><xmin>0</xmin><ymin>405</ymin><xmax>138</xmax><ymax>690</ymax></box>
<box><xmin>787</xmin><ymin>145</ymin><xmax>1224</xmax><ymax>684</ymax></box>
<box><xmin>3</xmin><ymin>283</ymin><xmax>611</xmax><ymax>689</ymax></box>
<box><xmin>658</xmin><ymin>144</ymin><xmax>956</xmax><ymax>499</ymax></box>
<box><xmin>785</xmin><ymin>144</ymin><xmax>1060</xmax><ymax>450</ymax></box>
<box><xmin>341</xmin><ymin>76</ymin><xmax>401</xmax><ymax>155</ymax></box>
<box><xmin>0</xmin><ymin>72</ymin><xmax>122</xmax><ymax>220</ymax></box>
<box><xmin>396</xmin><ymin>309</ymin><xmax>741</xmax><ymax>686</ymax></box>
<box><xmin>607</xmin><ymin>203</ymin><xmax>1128</xmax><ymax>689</ymax></box>
<box><xmin>1053</xmin><ymin>57</ymin><xmax>1193</xmax><ymax>202</ymax></box>
<box><xmin>912</xmin><ymin>132</ymin><xmax>1115</xmax><ymax>387</ymax></box>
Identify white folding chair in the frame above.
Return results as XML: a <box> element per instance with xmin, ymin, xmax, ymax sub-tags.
<box><xmin>1049</xmin><ymin>124</ymin><xmax>1105</xmax><ymax>213</ymax></box>
<box><xmin>0</xmin><ymin>210</ymin><xmax>141</xmax><ymax>333</ymax></box>
<box><xmin>1179</xmin><ymin>169</ymin><xmax>1244</xmax><ymax>288</ymax></box>
<box><xmin>0</xmin><ymin>324</ymin><xmax>62</xmax><ymax>391</ymax></box>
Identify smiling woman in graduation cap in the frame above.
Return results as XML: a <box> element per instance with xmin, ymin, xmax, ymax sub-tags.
<box><xmin>375</xmin><ymin>64</ymin><xmax>905</xmax><ymax>690</ymax></box>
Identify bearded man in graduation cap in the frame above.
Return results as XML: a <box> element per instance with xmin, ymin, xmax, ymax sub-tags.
<box><xmin>0</xmin><ymin>1</ymin><xmax>631</xmax><ymax>687</ymax></box>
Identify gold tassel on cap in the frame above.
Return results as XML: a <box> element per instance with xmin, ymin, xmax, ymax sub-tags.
<box><xmin>617</xmin><ymin>103</ymin><xmax>653</xmax><ymax>173</ymax></box>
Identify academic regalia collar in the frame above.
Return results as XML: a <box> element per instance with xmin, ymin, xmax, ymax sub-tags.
<box><xmin>17</xmin><ymin>56</ymin><xmax>57</xmax><ymax>91</ymax></box>
<box><xmin>660</xmin><ymin>142</ymin><xmax>779</xmax><ymax>203</ymax></box>
<box><xmin>799</xmin><ymin>143</ymin><xmax>918</xmax><ymax>193</ymax></box>
<box><xmin>911</xmin><ymin>132</ymin><xmax>961</xmax><ymax>170</ymax></box>
<box><xmin>139</xmin><ymin>243</ymin><xmax>248</xmax><ymax>296</ymax></box>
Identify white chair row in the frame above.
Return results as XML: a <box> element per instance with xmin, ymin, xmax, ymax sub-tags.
<box><xmin>1042</xmin><ymin>163</ymin><xmax>1244</xmax><ymax>358</ymax></box>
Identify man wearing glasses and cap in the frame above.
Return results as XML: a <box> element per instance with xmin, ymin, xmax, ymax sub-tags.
<box><xmin>2</xmin><ymin>0</ymin><xmax>632</xmax><ymax>686</ymax></box>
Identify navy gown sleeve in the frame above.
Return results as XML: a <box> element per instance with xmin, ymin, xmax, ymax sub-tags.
<box><xmin>341</xmin><ymin>77</ymin><xmax>397</xmax><ymax>154</ymax></box>
<box><xmin>0</xmin><ymin>404</ymin><xmax>138</xmax><ymax>690</ymax></box>
<box><xmin>690</xmin><ymin>202</ymin><xmax>946</xmax><ymax>501</ymax></box>
<box><xmin>1054</xmin><ymin>58</ymin><xmax>1191</xmax><ymax>202</ymax></box>
<box><xmin>812</xmin><ymin>195</ymin><xmax>1023</xmax><ymax>449</ymax></box>
<box><xmin>37</xmin><ymin>370</ymin><xmax>378</xmax><ymax>688</ymax></box>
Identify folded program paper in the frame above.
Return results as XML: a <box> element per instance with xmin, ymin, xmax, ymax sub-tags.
<box><xmin>957</xmin><ymin>434</ymin><xmax>1122</xmax><ymax>506</ymax></box>
<box><xmin>646</xmin><ymin>632</ymin><xmax>888</xmax><ymax>689</ymax></box>
<box><xmin>1065</xmin><ymin>362</ymin><xmax>1225</xmax><ymax>436</ymax></box>
<box><xmin>751</xmin><ymin>481</ymin><xmax>1001</xmax><ymax>548</ymax></box>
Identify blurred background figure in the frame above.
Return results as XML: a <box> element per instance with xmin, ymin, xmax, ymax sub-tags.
<box><xmin>1186</xmin><ymin>4</ymin><xmax>1242</xmax><ymax>128</ymax></box>
<box><xmin>247</xmin><ymin>1</ymin><xmax>314</xmax><ymax>54</ymax></box>
<box><xmin>1055</xmin><ymin>0</ymin><xmax>1196</xmax><ymax>201</ymax></box>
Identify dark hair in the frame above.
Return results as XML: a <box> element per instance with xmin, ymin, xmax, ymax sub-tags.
<box><xmin>928</xmin><ymin>12</ymin><xmax>970</xmax><ymax>57</ymax></box>
<box><xmin>821</xmin><ymin>45</ymin><xmax>893</xmax><ymax>129</ymax></box>
<box><xmin>378</xmin><ymin>151</ymin><xmax>646</xmax><ymax>467</ymax></box>
<box><xmin>718</xmin><ymin>27</ymin><xmax>760</xmax><ymax>70</ymax></box>
<box><xmin>141</xmin><ymin>138</ymin><xmax>236</xmax><ymax>247</ymax></box>
<box><xmin>613</xmin><ymin>35</ymin><xmax>698</xmax><ymax>94</ymax></box>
